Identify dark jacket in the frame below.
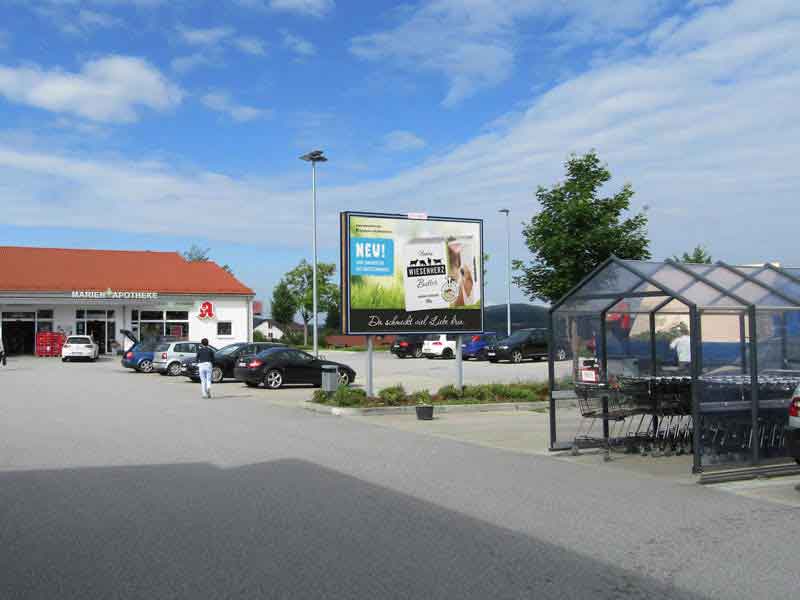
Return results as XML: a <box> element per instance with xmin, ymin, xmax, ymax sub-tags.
<box><xmin>196</xmin><ymin>345</ymin><xmax>215</xmax><ymax>364</ymax></box>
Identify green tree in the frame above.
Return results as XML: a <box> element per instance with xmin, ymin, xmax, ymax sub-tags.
<box><xmin>182</xmin><ymin>244</ymin><xmax>234</xmax><ymax>274</ymax></box>
<box><xmin>513</xmin><ymin>151</ymin><xmax>650</xmax><ymax>303</ymax></box>
<box><xmin>324</xmin><ymin>288</ymin><xmax>341</xmax><ymax>331</ymax></box>
<box><xmin>270</xmin><ymin>279</ymin><xmax>297</xmax><ymax>327</ymax></box>
<box><xmin>284</xmin><ymin>260</ymin><xmax>337</xmax><ymax>345</ymax></box>
<box><xmin>673</xmin><ymin>245</ymin><xmax>712</xmax><ymax>264</ymax></box>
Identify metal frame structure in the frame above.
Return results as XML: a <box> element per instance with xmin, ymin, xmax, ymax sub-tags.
<box><xmin>548</xmin><ymin>257</ymin><xmax>800</xmax><ymax>474</ymax></box>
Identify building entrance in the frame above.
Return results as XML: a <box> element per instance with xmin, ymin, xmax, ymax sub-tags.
<box><xmin>1</xmin><ymin>321</ymin><xmax>36</xmax><ymax>355</ymax></box>
<box><xmin>86</xmin><ymin>321</ymin><xmax>107</xmax><ymax>355</ymax></box>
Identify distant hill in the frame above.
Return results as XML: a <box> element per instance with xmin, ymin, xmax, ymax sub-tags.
<box><xmin>484</xmin><ymin>303</ymin><xmax>549</xmax><ymax>334</ymax></box>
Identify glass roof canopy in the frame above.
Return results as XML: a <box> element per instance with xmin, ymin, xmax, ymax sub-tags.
<box><xmin>551</xmin><ymin>258</ymin><xmax>800</xmax><ymax>315</ymax></box>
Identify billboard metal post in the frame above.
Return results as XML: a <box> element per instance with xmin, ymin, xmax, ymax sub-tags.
<box><xmin>366</xmin><ymin>335</ymin><xmax>374</xmax><ymax>397</ymax></box>
<box><xmin>456</xmin><ymin>334</ymin><xmax>463</xmax><ymax>391</ymax></box>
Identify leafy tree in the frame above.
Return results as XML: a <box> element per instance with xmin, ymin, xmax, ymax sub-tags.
<box><xmin>513</xmin><ymin>151</ymin><xmax>650</xmax><ymax>303</ymax></box>
<box><xmin>183</xmin><ymin>244</ymin><xmax>234</xmax><ymax>274</ymax></box>
<box><xmin>270</xmin><ymin>279</ymin><xmax>296</xmax><ymax>326</ymax></box>
<box><xmin>253</xmin><ymin>330</ymin><xmax>268</xmax><ymax>343</ymax></box>
<box><xmin>325</xmin><ymin>288</ymin><xmax>341</xmax><ymax>331</ymax></box>
<box><xmin>673</xmin><ymin>245</ymin><xmax>712</xmax><ymax>264</ymax></box>
<box><xmin>183</xmin><ymin>244</ymin><xmax>210</xmax><ymax>262</ymax></box>
<box><xmin>284</xmin><ymin>260</ymin><xmax>337</xmax><ymax>345</ymax></box>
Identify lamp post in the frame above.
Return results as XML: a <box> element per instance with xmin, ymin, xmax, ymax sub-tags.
<box><xmin>499</xmin><ymin>208</ymin><xmax>511</xmax><ymax>337</ymax></box>
<box><xmin>299</xmin><ymin>150</ymin><xmax>328</xmax><ymax>357</ymax></box>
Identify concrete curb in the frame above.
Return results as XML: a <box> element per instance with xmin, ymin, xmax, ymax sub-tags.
<box><xmin>304</xmin><ymin>401</ymin><xmax>549</xmax><ymax>417</ymax></box>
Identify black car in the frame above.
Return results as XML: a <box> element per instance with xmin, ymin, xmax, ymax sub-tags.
<box><xmin>184</xmin><ymin>342</ymin><xmax>285</xmax><ymax>383</ymax></box>
<box><xmin>390</xmin><ymin>335</ymin><xmax>426</xmax><ymax>359</ymax></box>
<box><xmin>487</xmin><ymin>328</ymin><xmax>549</xmax><ymax>363</ymax></box>
<box><xmin>234</xmin><ymin>347</ymin><xmax>356</xmax><ymax>389</ymax></box>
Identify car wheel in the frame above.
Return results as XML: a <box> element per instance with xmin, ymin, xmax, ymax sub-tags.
<box><xmin>397</xmin><ymin>354</ymin><xmax>405</xmax><ymax>359</ymax></box>
<box><xmin>190</xmin><ymin>377</ymin><xmax>200</xmax><ymax>383</ymax></box>
<box><xmin>413</xmin><ymin>347</ymin><xmax>423</xmax><ymax>359</ymax></box>
<box><xmin>245</xmin><ymin>381</ymin><xmax>260</xmax><ymax>388</ymax></box>
<box><xmin>511</xmin><ymin>350</ymin><xmax>523</xmax><ymax>364</ymax></box>
<box><xmin>62</xmin><ymin>357</ymin><xmax>68</xmax><ymax>362</ymax></box>
<box><xmin>139</xmin><ymin>359</ymin><xmax>153</xmax><ymax>373</ymax></box>
<box><xmin>556</xmin><ymin>348</ymin><xmax>567</xmax><ymax>361</ymax></box>
<box><xmin>168</xmin><ymin>362</ymin><xmax>182</xmax><ymax>377</ymax></box>
<box><xmin>211</xmin><ymin>367</ymin><xmax>224</xmax><ymax>384</ymax></box>
<box><xmin>489</xmin><ymin>359</ymin><xmax>498</xmax><ymax>363</ymax></box>
<box><xmin>264</xmin><ymin>369</ymin><xmax>283</xmax><ymax>389</ymax></box>
<box><xmin>442</xmin><ymin>348</ymin><xmax>454</xmax><ymax>359</ymax></box>
<box><xmin>338</xmin><ymin>370</ymin><xmax>351</xmax><ymax>386</ymax></box>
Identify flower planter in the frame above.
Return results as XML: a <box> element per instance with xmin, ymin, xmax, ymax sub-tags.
<box><xmin>416</xmin><ymin>405</ymin><xmax>434</xmax><ymax>420</ymax></box>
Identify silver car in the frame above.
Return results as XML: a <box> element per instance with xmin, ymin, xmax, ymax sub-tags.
<box><xmin>153</xmin><ymin>341</ymin><xmax>204</xmax><ymax>376</ymax></box>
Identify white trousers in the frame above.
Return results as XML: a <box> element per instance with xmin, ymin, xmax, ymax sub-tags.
<box><xmin>198</xmin><ymin>362</ymin><xmax>213</xmax><ymax>396</ymax></box>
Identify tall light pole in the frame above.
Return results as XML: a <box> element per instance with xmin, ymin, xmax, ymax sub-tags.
<box><xmin>499</xmin><ymin>208</ymin><xmax>511</xmax><ymax>337</ymax></box>
<box><xmin>300</xmin><ymin>150</ymin><xmax>327</xmax><ymax>357</ymax></box>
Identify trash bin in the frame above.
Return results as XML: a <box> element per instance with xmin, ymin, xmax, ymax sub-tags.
<box><xmin>321</xmin><ymin>364</ymin><xmax>339</xmax><ymax>393</ymax></box>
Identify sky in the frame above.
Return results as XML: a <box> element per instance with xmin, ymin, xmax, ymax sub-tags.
<box><xmin>0</xmin><ymin>0</ymin><xmax>798</xmax><ymax>311</ymax></box>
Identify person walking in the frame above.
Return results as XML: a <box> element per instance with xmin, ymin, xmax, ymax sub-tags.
<box><xmin>196</xmin><ymin>338</ymin><xmax>215</xmax><ymax>398</ymax></box>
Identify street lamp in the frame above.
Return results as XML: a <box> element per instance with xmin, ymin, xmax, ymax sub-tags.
<box><xmin>300</xmin><ymin>150</ymin><xmax>328</xmax><ymax>357</ymax></box>
<box><xmin>499</xmin><ymin>209</ymin><xmax>511</xmax><ymax>338</ymax></box>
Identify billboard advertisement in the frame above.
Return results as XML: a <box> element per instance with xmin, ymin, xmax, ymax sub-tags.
<box><xmin>341</xmin><ymin>211</ymin><xmax>484</xmax><ymax>335</ymax></box>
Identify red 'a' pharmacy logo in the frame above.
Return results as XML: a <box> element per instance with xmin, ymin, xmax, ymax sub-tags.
<box><xmin>198</xmin><ymin>301</ymin><xmax>215</xmax><ymax>319</ymax></box>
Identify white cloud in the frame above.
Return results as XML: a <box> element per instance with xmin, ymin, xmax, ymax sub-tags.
<box><xmin>238</xmin><ymin>0</ymin><xmax>333</xmax><ymax>18</ymax></box>
<box><xmin>282</xmin><ymin>31</ymin><xmax>315</xmax><ymax>57</ymax></box>
<box><xmin>233</xmin><ymin>36</ymin><xmax>266</xmax><ymax>56</ymax></box>
<box><xmin>1</xmin><ymin>0</ymin><xmax>799</xmax><ymax>277</ymax></box>
<box><xmin>383</xmin><ymin>130</ymin><xmax>426</xmax><ymax>152</ymax></box>
<box><xmin>201</xmin><ymin>92</ymin><xmax>273</xmax><ymax>122</ymax></box>
<box><xmin>0</xmin><ymin>55</ymin><xmax>182</xmax><ymax>123</ymax></box>
<box><xmin>170</xmin><ymin>53</ymin><xmax>216</xmax><ymax>73</ymax></box>
<box><xmin>351</xmin><ymin>0</ymin><xmax>669</xmax><ymax>106</ymax></box>
<box><xmin>269</xmin><ymin>0</ymin><xmax>333</xmax><ymax>18</ymax></box>
<box><xmin>177</xmin><ymin>25</ymin><xmax>234</xmax><ymax>46</ymax></box>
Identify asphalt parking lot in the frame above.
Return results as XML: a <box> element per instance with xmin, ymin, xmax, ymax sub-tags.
<box><xmin>2</xmin><ymin>355</ymin><xmax>800</xmax><ymax>599</ymax></box>
<box><xmin>321</xmin><ymin>349</ymin><xmax>572</xmax><ymax>393</ymax></box>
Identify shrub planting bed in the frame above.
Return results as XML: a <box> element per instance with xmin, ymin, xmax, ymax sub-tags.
<box><xmin>312</xmin><ymin>382</ymin><xmax>549</xmax><ymax>408</ymax></box>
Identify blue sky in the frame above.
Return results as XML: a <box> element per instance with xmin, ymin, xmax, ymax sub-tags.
<box><xmin>1</xmin><ymin>0</ymin><xmax>799</xmax><ymax>310</ymax></box>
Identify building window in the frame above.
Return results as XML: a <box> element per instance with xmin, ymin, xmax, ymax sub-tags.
<box><xmin>131</xmin><ymin>310</ymin><xmax>139</xmax><ymax>321</ymax></box>
<box><xmin>140</xmin><ymin>310</ymin><xmax>163</xmax><ymax>321</ymax></box>
<box><xmin>37</xmin><ymin>309</ymin><xmax>54</xmax><ymax>319</ymax></box>
<box><xmin>166</xmin><ymin>311</ymin><xmax>189</xmax><ymax>320</ymax></box>
<box><xmin>217</xmin><ymin>321</ymin><xmax>232</xmax><ymax>336</ymax></box>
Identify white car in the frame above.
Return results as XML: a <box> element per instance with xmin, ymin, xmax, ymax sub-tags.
<box><xmin>61</xmin><ymin>336</ymin><xmax>99</xmax><ymax>362</ymax></box>
<box><xmin>422</xmin><ymin>334</ymin><xmax>459</xmax><ymax>359</ymax></box>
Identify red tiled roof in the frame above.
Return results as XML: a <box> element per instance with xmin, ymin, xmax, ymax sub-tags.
<box><xmin>0</xmin><ymin>246</ymin><xmax>254</xmax><ymax>295</ymax></box>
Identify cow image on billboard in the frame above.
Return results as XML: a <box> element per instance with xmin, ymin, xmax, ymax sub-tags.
<box><xmin>340</xmin><ymin>212</ymin><xmax>484</xmax><ymax>335</ymax></box>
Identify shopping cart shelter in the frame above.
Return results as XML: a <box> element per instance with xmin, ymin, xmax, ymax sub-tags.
<box><xmin>548</xmin><ymin>257</ymin><xmax>800</xmax><ymax>476</ymax></box>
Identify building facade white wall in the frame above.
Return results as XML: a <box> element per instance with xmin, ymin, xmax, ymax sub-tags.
<box><xmin>0</xmin><ymin>294</ymin><xmax>252</xmax><ymax>354</ymax></box>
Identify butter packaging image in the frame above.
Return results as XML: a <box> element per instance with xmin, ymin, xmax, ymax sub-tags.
<box><xmin>446</xmin><ymin>236</ymin><xmax>480</xmax><ymax>307</ymax></box>
<box><xmin>402</xmin><ymin>237</ymin><xmax>452</xmax><ymax>312</ymax></box>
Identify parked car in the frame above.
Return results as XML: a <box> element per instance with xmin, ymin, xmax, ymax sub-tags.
<box><xmin>390</xmin><ymin>335</ymin><xmax>426</xmax><ymax>359</ymax></box>
<box><xmin>461</xmin><ymin>332</ymin><xmax>498</xmax><ymax>360</ymax></box>
<box><xmin>184</xmin><ymin>342</ymin><xmax>285</xmax><ymax>383</ymax></box>
<box><xmin>422</xmin><ymin>334</ymin><xmax>459</xmax><ymax>359</ymax></box>
<box><xmin>234</xmin><ymin>347</ymin><xmax>356</xmax><ymax>389</ymax></box>
<box><xmin>153</xmin><ymin>341</ymin><xmax>212</xmax><ymax>376</ymax></box>
<box><xmin>61</xmin><ymin>336</ymin><xmax>99</xmax><ymax>362</ymax></box>
<box><xmin>487</xmin><ymin>328</ymin><xmax>549</xmax><ymax>363</ymax></box>
<box><xmin>787</xmin><ymin>385</ymin><xmax>800</xmax><ymax>464</ymax></box>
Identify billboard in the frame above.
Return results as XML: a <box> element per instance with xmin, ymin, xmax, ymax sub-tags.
<box><xmin>341</xmin><ymin>211</ymin><xmax>484</xmax><ymax>335</ymax></box>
